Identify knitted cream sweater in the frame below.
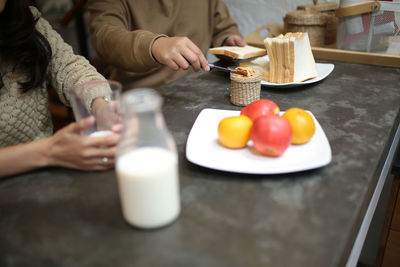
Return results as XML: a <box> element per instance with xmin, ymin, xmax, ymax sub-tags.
<box><xmin>0</xmin><ymin>7</ymin><xmax>109</xmax><ymax>147</ymax></box>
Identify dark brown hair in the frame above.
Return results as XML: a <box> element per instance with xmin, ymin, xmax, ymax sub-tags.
<box><xmin>0</xmin><ymin>0</ymin><xmax>52</xmax><ymax>92</ymax></box>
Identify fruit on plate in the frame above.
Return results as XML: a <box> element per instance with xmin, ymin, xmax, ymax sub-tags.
<box><xmin>218</xmin><ymin>115</ymin><xmax>253</xmax><ymax>149</ymax></box>
<box><xmin>240</xmin><ymin>99</ymin><xmax>280</xmax><ymax>121</ymax></box>
<box><xmin>250</xmin><ymin>114</ymin><xmax>292</xmax><ymax>157</ymax></box>
<box><xmin>282</xmin><ymin>107</ymin><xmax>315</xmax><ymax>144</ymax></box>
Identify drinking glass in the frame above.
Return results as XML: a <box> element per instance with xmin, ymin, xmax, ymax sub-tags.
<box><xmin>69</xmin><ymin>80</ymin><xmax>122</xmax><ymax>136</ymax></box>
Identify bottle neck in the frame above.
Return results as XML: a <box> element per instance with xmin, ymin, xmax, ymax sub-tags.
<box><xmin>118</xmin><ymin>89</ymin><xmax>176</xmax><ymax>155</ymax></box>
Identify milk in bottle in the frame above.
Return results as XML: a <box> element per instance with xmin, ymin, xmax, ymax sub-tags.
<box><xmin>116</xmin><ymin>88</ymin><xmax>180</xmax><ymax>229</ymax></box>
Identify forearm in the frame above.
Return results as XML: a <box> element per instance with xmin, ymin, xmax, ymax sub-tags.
<box><xmin>92</xmin><ymin>27</ymin><xmax>161</xmax><ymax>72</ymax></box>
<box><xmin>88</xmin><ymin>0</ymin><xmax>160</xmax><ymax>72</ymax></box>
<box><xmin>33</xmin><ymin>11</ymin><xmax>107</xmax><ymax>108</ymax></box>
<box><xmin>0</xmin><ymin>138</ymin><xmax>51</xmax><ymax>178</ymax></box>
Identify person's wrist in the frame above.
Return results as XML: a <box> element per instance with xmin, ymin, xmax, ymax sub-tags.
<box><xmin>151</xmin><ymin>35</ymin><xmax>169</xmax><ymax>63</ymax></box>
<box><xmin>36</xmin><ymin>137</ymin><xmax>54</xmax><ymax>167</ymax></box>
<box><xmin>90</xmin><ymin>96</ymin><xmax>110</xmax><ymax>115</ymax></box>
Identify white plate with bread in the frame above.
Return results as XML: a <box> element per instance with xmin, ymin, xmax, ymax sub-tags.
<box><xmin>209</xmin><ymin>33</ymin><xmax>334</xmax><ymax>88</ymax></box>
<box><xmin>240</xmin><ymin>56</ymin><xmax>334</xmax><ymax>88</ymax></box>
<box><xmin>261</xmin><ymin>62</ymin><xmax>334</xmax><ymax>87</ymax></box>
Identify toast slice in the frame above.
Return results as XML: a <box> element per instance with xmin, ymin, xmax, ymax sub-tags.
<box><xmin>208</xmin><ymin>45</ymin><xmax>267</xmax><ymax>60</ymax></box>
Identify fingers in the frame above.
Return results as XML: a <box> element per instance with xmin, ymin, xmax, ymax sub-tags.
<box><xmin>96</xmin><ymin>157</ymin><xmax>115</xmax><ymax>169</ymax></box>
<box><xmin>174</xmin><ymin>47</ymin><xmax>209</xmax><ymax>72</ymax></box>
<box><xmin>76</xmin><ymin>156</ymin><xmax>115</xmax><ymax>171</ymax></box>
<box><xmin>56</xmin><ymin>116</ymin><xmax>95</xmax><ymax>137</ymax></box>
<box><xmin>172</xmin><ymin>53</ymin><xmax>192</xmax><ymax>71</ymax></box>
<box><xmin>235</xmin><ymin>37</ymin><xmax>247</xmax><ymax>47</ymax></box>
<box><xmin>111</xmin><ymin>123</ymin><xmax>123</xmax><ymax>133</ymax></box>
<box><xmin>223</xmin><ymin>35</ymin><xmax>247</xmax><ymax>47</ymax></box>
<box><xmin>82</xmin><ymin>146</ymin><xmax>116</xmax><ymax>160</ymax></box>
<box><xmin>181</xmin><ymin>40</ymin><xmax>209</xmax><ymax>71</ymax></box>
<box><xmin>199</xmin><ymin>55</ymin><xmax>210</xmax><ymax>71</ymax></box>
<box><xmin>83</xmin><ymin>132</ymin><xmax>119</xmax><ymax>148</ymax></box>
<box><xmin>222</xmin><ymin>37</ymin><xmax>235</xmax><ymax>46</ymax></box>
<box><xmin>164</xmin><ymin>58</ymin><xmax>181</xmax><ymax>71</ymax></box>
<box><xmin>72</xmin><ymin>142</ymin><xmax>117</xmax><ymax>171</ymax></box>
<box><xmin>73</xmin><ymin>116</ymin><xmax>96</xmax><ymax>134</ymax></box>
<box><xmin>152</xmin><ymin>36</ymin><xmax>209</xmax><ymax>72</ymax></box>
<box><xmin>50</xmin><ymin>115</ymin><xmax>120</xmax><ymax>171</ymax></box>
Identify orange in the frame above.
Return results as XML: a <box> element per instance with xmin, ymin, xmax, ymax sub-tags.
<box><xmin>282</xmin><ymin>107</ymin><xmax>315</xmax><ymax>145</ymax></box>
<box><xmin>218</xmin><ymin>115</ymin><xmax>253</xmax><ymax>149</ymax></box>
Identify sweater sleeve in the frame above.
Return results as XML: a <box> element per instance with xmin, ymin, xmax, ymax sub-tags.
<box><xmin>87</xmin><ymin>0</ymin><xmax>163</xmax><ymax>73</ymax></box>
<box><xmin>211</xmin><ymin>0</ymin><xmax>243</xmax><ymax>48</ymax></box>
<box><xmin>30</xmin><ymin>7</ymin><xmax>110</xmax><ymax>111</ymax></box>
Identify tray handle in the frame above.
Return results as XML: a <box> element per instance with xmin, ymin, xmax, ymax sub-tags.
<box><xmin>335</xmin><ymin>1</ymin><xmax>381</xmax><ymax>17</ymax></box>
<box><xmin>245</xmin><ymin>24</ymin><xmax>284</xmax><ymax>48</ymax></box>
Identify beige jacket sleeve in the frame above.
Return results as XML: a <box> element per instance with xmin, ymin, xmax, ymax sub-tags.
<box><xmin>88</xmin><ymin>0</ymin><xmax>163</xmax><ymax>73</ymax></box>
<box><xmin>31</xmin><ymin>7</ymin><xmax>109</xmax><ymax>110</ymax></box>
<box><xmin>211</xmin><ymin>0</ymin><xmax>243</xmax><ymax>48</ymax></box>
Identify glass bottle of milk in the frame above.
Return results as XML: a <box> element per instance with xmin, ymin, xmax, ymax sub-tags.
<box><xmin>116</xmin><ymin>88</ymin><xmax>180</xmax><ymax>229</ymax></box>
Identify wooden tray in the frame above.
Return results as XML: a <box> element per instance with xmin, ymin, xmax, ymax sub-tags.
<box><xmin>245</xmin><ymin>24</ymin><xmax>400</xmax><ymax>68</ymax></box>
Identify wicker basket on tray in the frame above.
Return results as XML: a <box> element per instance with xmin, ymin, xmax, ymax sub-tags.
<box><xmin>297</xmin><ymin>2</ymin><xmax>338</xmax><ymax>45</ymax></box>
<box><xmin>230</xmin><ymin>72</ymin><xmax>261</xmax><ymax>106</ymax></box>
<box><xmin>284</xmin><ymin>8</ymin><xmax>327</xmax><ymax>47</ymax></box>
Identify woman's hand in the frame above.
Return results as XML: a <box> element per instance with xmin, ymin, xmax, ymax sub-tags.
<box><xmin>46</xmin><ymin>116</ymin><xmax>119</xmax><ymax>170</ymax></box>
<box><xmin>152</xmin><ymin>36</ymin><xmax>210</xmax><ymax>72</ymax></box>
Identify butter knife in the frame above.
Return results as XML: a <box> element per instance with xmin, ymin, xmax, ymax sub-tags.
<box><xmin>208</xmin><ymin>63</ymin><xmax>236</xmax><ymax>73</ymax></box>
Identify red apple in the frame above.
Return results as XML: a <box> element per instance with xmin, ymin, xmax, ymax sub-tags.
<box><xmin>250</xmin><ymin>114</ymin><xmax>292</xmax><ymax>157</ymax></box>
<box><xmin>240</xmin><ymin>99</ymin><xmax>280</xmax><ymax>121</ymax></box>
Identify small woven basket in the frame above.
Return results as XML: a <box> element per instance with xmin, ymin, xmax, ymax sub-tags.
<box><xmin>230</xmin><ymin>72</ymin><xmax>261</xmax><ymax>106</ymax></box>
<box><xmin>297</xmin><ymin>2</ymin><xmax>338</xmax><ymax>45</ymax></box>
<box><xmin>284</xmin><ymin>9</ymin><xmax>327</xmax><ymax>47</ymax></box>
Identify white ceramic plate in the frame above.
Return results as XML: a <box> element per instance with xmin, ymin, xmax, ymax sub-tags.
<box><xmin>240</xmin><ymin>55</ymin><xmax>334</xmax><ymax>88</ymax></box>
<box><xmin>186</xmin><ymin>108</ymin><xmax>332</xmax><ymax>174</ymax></box>
<box><xmin>261</xmin><ymin>62</ymin><xmax>334</xmax><ymax>87</ymax></box>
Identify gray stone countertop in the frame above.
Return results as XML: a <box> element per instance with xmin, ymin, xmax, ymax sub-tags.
<box><xmin>1</xmin><ymin>60</ymin><xmax>400</xmax><ymax>267</ymax></box>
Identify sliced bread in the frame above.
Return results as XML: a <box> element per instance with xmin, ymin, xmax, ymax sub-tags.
<box><xmin>264</xmin><ymin>32</ymin><xmax>318</xmax><ymax>83</ymax></box>
<box><xmin>208</xmin><ymin>45</ymin><xmax>267</xmax><ymax>59</ymax></box>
